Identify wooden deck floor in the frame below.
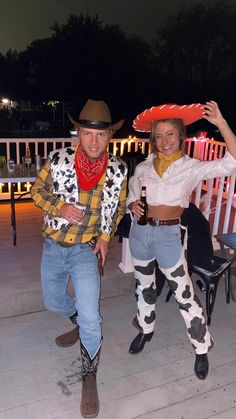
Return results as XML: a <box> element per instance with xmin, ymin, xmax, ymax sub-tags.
<box><xmin>1</xmin><ymin>202</ymin><xmax>236</xmax><ymax>418</ymax></box>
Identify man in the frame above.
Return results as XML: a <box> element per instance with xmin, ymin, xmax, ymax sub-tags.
<box><xmin>31</xmin><ymin>99</ymin><xmax>127</xmax><ymax>418</ymax></box>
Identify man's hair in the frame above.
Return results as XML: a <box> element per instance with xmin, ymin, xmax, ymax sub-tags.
<box><xmin>149</xmin><ymin>118</ymin><xmax>187</xmax><ymax>154</ymax></box>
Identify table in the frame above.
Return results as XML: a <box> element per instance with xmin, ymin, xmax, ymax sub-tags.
<box><xmin>214</xmin><ymin>233</ymin><xmax>236</xmax><ymax>296</ymax></box>
<box><xmin>0</xmin><ymin>165</ymin><xmax>37</xmax><ymax>245</ymax></box>
<box><xmin>214</xmin><ymin>233</ymin><xmax>236</xmax><ymax>261</ymax></box>
<box><xmin>215</xmin><ymin>233</ymin><xmax>236</xmax><ymax>303</ymax></box>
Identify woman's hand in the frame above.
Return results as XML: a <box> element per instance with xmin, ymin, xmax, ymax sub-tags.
<box><xmin>129</xmin><ymin>200</ymin><xmax>145</xmax><ymax>219</ymax></box>
<box><xmin>202</xmin><ymin>100</ymin><xmax>227</xmax><ymax>130</ymax></box>
<box><xmin>203</xmin><ymin>100</ymin><xmax>236</xmax><ymax>159</ymax></box>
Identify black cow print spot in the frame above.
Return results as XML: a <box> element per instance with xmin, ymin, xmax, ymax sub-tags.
<box><xmin>119</xmin><ymin>164</ymin><xmax>126</xmax><ymax>175</ymax></box>
<box><xmin>142</xmin><ymin>283</ymin><xmax>157</xmax><ymax>304</ymax></box>
<box><xmin>51</xmin><ymin>152</ymin><xmax>60</xmax><ymax>165</ymax></box>
<box><xmin>53</xmin><ymin>180</ymin><xmax>59</xmax><ymax>192</ymax></box>
<box><xmin>135</xmin><ymin>260</ymin><xmax>155</xmax><ymax>275</ymax></box>
<box><xmin>187</xmin><ymin>317</ymin><xmax>207</xmax><ymax>343</ymax></box>
<box><xmin>167</xmin><ymin>279</ymin><xmax>178</xmax><ymax>293</ymax></box>
<box><xmin>65</xmin><ymin>184</ymin><xmax>76</xmax><ymax>193</ymax></box>
<box><xmin>171</xmin><ymin>264</ymin><xmax>185</xmax><ymax>278</ymax></box>
<box><xmin>144</xmin><ymin>310</ymin><xmax>156</xmax><ymax>324</ymax></box>
<box><xmin>66</xmin><ymin>148</ymin><xmax>74</xmax><ymax>155</ymax></box>
<box><xmin>182</xmin><ymin>285</ymin><xmax>191</xmax><ymax>299</ymax></box>
<box><xmin>178</xmin><ymin>301</ymin><xmax>191</xmax><ymax>312</ymax></box>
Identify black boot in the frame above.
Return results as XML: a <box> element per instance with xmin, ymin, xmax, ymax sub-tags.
<box><xmin>129</xmin><ymin>331</ymin><xmax>154</xmax><ymax>354</ymax></box>
<box><xmin>194</xmin><ymin>353</ymin><xmax>209</xmax><ymax>380</ymax></box>
<box><xmin>55</xmin><ymin>311</ymin><xmax>80</xmax><ymax>347</ymax></box>
<box><xmin>80</xmin><ymin>342</ymin><xmax>101</xmax><ymax>418</ymax></box>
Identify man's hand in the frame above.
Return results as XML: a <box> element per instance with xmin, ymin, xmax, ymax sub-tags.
<box><xmin>60</xmin><ymin>203</ymin><xmax>84</xmax><ymax>224</ymax></box>
<box><xmin>93</xmin><ymin>238</ymin><xmax>109</xmax><ymax>268</ymax></box>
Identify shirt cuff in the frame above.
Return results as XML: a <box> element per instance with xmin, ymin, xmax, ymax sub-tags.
<box><xmin>99</xmin><ymin>232</ymin><xmax>111</xmax><ymax>242</ymax></box>
<box><xmin>52</xmin><ymin>200</ymin><xmax>66</xmax><ymax>217</ymax></box>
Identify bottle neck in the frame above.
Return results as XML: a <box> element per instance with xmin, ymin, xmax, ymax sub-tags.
<box><xmin>141</xmin><ymin>187</ymin><xmax>146</xmax><ymax>199</ymax></box>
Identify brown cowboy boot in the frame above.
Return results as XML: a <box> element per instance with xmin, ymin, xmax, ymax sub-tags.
<box><xmin>55</xmin><ymin>326</ymin><xmax>80</xmax><ymax>347</ymax></box>
<box><xmin>80</xmin><ymin>342</ymin><xmax>101</xmax><ymax>418</ymax></box>
<box><xmin>55</xmin><ymin>311</ymin><xmax>80</xmax><ymax>347</ymax></box>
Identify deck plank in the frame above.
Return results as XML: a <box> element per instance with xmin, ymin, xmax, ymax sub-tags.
<box><xmin>1</xmin><ymin>201</ymin><xmax>236</xmax><ymax>418</ymax></box>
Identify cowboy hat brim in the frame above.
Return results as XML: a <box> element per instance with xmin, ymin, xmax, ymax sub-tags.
<box><xmin>68</xmin><ymin>114</ymin><xmax>124</xmax><ymax>131</ymax></box>
<box><xmin>133</xmin><ymin>103</ymin><xmax>204</xmax><ymax>132</ymax></box>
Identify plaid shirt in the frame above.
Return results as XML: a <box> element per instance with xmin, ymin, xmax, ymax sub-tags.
<box><xmin>31</xmin><ymin>157</ymin><xmax>127</xmax><ymax>244</ymax></box>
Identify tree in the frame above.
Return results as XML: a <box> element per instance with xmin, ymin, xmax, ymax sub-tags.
<box><xmin>153</xmin><ymin>0</ymin><xmax>236</xmax><ymax>101</ymax></box>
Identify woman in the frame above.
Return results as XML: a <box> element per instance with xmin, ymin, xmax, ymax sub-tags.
<box><xmin>127</xmin><ymin>101</ymin><xmax>236</xmax><ymax>380</ymax></box>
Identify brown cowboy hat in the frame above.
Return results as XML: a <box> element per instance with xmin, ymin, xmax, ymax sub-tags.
<box><xmin>133</xmin><ymin>103</ymin><xmax>204</xmax><ymax>132</ymax></box>
<box><xmin>68</xmin><ymin>99</ymin><xmax>124</xmax><ymax>131</ymax></box>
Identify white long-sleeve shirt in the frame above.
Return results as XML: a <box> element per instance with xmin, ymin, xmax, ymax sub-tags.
<box><xmin>126</xmin><ymin>151</ymin><xmax>236</xmax><ymax>208</ymax></box>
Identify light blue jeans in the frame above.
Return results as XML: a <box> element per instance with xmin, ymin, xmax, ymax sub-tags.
<box><xmin>41</xmin><ymin>238</ymin><xmax>102</xmax><ymax>358</ymax></box>
<box><xmin>129</xmin><ymin>221</ymin><xmax>213</xmax><ymax>354</ymax></box>
<box><xmin>129</xmin><ymin>221</ymin><xmax>182</xmax><ymax>269</ymax></box>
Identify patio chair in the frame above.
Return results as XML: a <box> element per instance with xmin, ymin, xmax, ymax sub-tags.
<box><xmin>190</xmin><ymin>255</ymin><xmax>231</xmax><ymax>325</ymax></box>
<box><xmin>164</xmin><ymin>203</ymin><xmax>232</xmax><ymax>325</ymax></box>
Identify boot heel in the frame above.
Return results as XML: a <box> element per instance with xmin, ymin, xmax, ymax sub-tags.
<box><xmin>146</xmin><ymin>333</ymin><xmax>153</xmax><ymax>342</ymax></box>
<box><xmin>129</xmin><ymin>331</ymin><xmax>154</xmax><ymax>354</ymax></box>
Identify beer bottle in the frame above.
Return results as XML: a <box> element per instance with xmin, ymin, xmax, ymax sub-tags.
<box><xmin>26</xmin><ymin>146</ymin><xmax>31</xmax><ymax>159</ymax></box>
<box><xmin>138</xmin><ymin>186</ymin><xmax>148</xmax><ymax>225</ymax></box>
<box><xmin>25</xmin><ymin>146</ymin><xmax>32</xmax><ymax>168</ymax></box>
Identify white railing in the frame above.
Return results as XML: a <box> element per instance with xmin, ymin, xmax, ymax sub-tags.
<box><xmin>0</xmin><ymin>136</ymin><xmax>149</xmax><ymax>163</ymax></box>
<box><xmin>1</xmin><ymin>136</ymin><xmax>236</xmax><ymax>237</ymax></box>
<box><xmin>186</xmin><ymin>135</ymin><xmax>236</xmax><ymax>233</ymax></box>
<box><xmin>0</xmin><ymin>137</ymin><xmax>74</xmax><ymax>163</ymax></box>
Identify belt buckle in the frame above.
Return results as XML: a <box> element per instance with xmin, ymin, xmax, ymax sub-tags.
<box><xmin>148</xmin><ymin>217</ymin><xmax>159</xmax><ymax>227</ymax></box>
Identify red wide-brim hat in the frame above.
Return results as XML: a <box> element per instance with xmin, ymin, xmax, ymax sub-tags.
<box><xmin>133</xmin><ymin>103</ymin><xmax>204</xmax><ymax>132</ymax></box>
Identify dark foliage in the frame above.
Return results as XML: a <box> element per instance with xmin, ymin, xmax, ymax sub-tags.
<box><xmin>0</xmin><ymin>1</ymin><xmax>236</xmax><ymax>132</ymax></box>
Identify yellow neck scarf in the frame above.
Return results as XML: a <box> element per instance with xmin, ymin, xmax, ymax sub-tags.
<box><xmin>154</xmin><ymin>151</ymin><xmax>182</xmax><ymax>177</ymax></box>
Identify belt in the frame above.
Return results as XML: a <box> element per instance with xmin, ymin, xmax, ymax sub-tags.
<box><xmin>57</xmin><ymin>241</ymin><xmax>75</xmax><ymax>247</ymax></box>
<box><xmin>147</xmin><ymin>217</ymin><xmax>180</xmax><ymax>227</ymax></box>
<box><xmin>57</xmin><ymin>237</ymin><xmax>98</xmax><ymax>248</ymax></box>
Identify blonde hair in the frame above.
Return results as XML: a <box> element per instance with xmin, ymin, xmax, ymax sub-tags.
<box><xmin>149</xmin><ymin>119</ymin><xmax>187</xmax><ymax>154</ymax></box>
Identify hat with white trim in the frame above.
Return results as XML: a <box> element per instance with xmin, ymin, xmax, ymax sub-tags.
<box><xmin>133</xmin><ymin>103</ymin><xmax>204</xmax><ymax>132</ymax></box>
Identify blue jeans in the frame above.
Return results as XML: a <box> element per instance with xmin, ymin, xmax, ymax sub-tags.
<box><xmin>129</xmin><ymin>221</ymin><xmax>182</xmax><ymax>269</ymax></box>
<box><xmin>41</xmin><ymin>238</ymin><xmax>102</xmax><ymax>358</ymax></box>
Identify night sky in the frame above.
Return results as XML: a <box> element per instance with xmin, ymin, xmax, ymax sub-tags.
<box><xmin>0</xmin><ymin>0</ymin><xmax>210</xmax><ymax>53</ymax></box>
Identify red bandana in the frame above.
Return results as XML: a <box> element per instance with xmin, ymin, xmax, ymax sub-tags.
<box><xmin>74</xmin><ymin>146</ymin><xmax>108</xmax><ymax>190</ymax></box>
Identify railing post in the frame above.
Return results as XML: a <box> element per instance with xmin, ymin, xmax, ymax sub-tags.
<box><xmin>223</xmin><ymin>172</ymin><xmax>236</xmax><ymax>233</ymax></box>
